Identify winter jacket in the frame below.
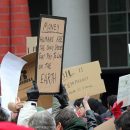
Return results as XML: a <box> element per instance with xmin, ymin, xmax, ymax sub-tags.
<box><xmin>85</xmin><ymin>110</ymin><xmax>97</xmax><ymax>130</ymax></box>
<box><xmin>101</xmin><ymin>110</ymin><xmax>114</xmax><ymax>122</ymax></box>
<box><xmin>52</xmin><ymin>97</ymin><xmax>97</xmax><ymax>130</ymax></box>
<box><xmin>17</xmin><ymin>101</ymin><xmax>37</xmax><ymax>126</ymax></box>
<box><xmin>63</xmin><ymin>110</ymin><xmax>97</xmax><ymax>130</ymax></box>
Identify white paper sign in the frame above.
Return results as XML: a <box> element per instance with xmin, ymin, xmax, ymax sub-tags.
<box><xmin>0</xmin><ymin>52</ymin><xmax>27</xmax><ymax>111</ymax></box>
<box><xmin>117</xmin><ymin>74</ymin><xmax>130</xmax><ymax>107</ymax></box>
<box><xmin>0</xmin><ymin>64</ymin><xmax>1</xmax><ymax>79</ymax></box>
<box><xmin>128</xmin><ymin>44</ymin><xmax>130</xmax><ymax>54</ymax></box>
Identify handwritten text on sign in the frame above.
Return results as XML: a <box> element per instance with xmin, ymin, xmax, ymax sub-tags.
<box><xmin>37</xmin><ymin>16</ymin><xmax>66</xmax><ymax>93</ymax></box>
<box><xmin>117</xmin><ymin>74</ymin><xmax>130</xmax><ymax>107</ymax></box>
<box><xmin>62</xmin><ymin>61</ymin><xmax>106</xmax><ymax>100</ymax></box>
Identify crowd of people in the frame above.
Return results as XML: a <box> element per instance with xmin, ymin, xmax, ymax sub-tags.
<box><xmin>0</xmin><ymin>82</ymin><xmax>130</xmax><ymax>130</ymax></box>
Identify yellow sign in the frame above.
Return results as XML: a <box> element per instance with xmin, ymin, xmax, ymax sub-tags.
<box><xmin>94</xmin><ymin>118</ymin><xmax>115</xmax><ymax>130</ymax></box>
<box><xmin>62</xmin><ymin>61</ymin><xmax>106</xmax><ymax>100</ymax></box>
<box><xmin>18</xmin><ymin>52</ymin><xmax>52</xmax><ymax>109</ymax></box>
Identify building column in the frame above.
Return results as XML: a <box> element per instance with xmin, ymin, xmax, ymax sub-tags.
<box><xmin>52</xmin><ymin>0</ymin><xmax>91</xmax><ymax>68</ymax></box>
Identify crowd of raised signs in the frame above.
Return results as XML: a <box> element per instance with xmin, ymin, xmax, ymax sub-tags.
<box><xmin>0</xmin><ymin>83</ymin><xmax>129</xmax><ymax>130</ymax></box>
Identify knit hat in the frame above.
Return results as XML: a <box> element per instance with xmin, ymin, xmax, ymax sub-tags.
<box><xmin>0</xmin><ymin>122</ymin><xmax>34</xmax><ymax>130</ymax></box>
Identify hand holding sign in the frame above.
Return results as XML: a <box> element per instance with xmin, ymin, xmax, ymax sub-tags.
<box><xmin>83</xmin><ymin>96</ymin><xmax>91</xmax><ymax>111</ymax></box>
<box><xmin>26</xmin><ymin>81</ymin><xmax>39</xmax><ymax>102</ymax></box>
<box><xmin>54</xmin><ymin>84</ymin><xmax>69</xmax><ymax>109</ymax></box>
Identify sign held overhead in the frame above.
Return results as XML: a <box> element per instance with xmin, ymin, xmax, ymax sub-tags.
<box><xmin>117</xmin><ymin>74</ymin><xmax>130</xmax><ymax>107</ymax></box>
<box><xmin>36</xmin><ymin>15</ymin><xmax>67</xmax><ymax>93</ymax></box>
<box><xmin>62</xmin><ymin>61</ymin><xmax>106</xmax><ymax>100</ymax></box>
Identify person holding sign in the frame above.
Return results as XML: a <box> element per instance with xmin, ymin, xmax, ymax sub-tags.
<box><xmin>101</xmin><ymin>95</ymin><xmax>117</xmax><ymax>121</ymax></box>
<box><xmin>74</xmin><ymin>98</ymin><xmax>103</xmax><ymax>125</ymax></box>
<box><xmin>8</xmin><ymin>81</ymin><xmax>39</xmax><ymax>125</ymax></box>
<box><xmin>54</xmin><ymin>85</ymin><xmax>97</xmax><ymax>130</ymax></box>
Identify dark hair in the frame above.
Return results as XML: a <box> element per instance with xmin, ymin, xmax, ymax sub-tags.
<box><xmin>115</xmin><ymin>111</ymin><xmax>130</xmax><ymax>130</ymax></box>
<box><xmin>74</xmin><ymin>98</ymin><xmax>83</xmax><ymax>107</ymax></box>
<box><xmin>107</xmin><ymin>95</ymin><xmax>117</xmax><ymax>108</ymax></box>
<box><xmin>88</xmin><ymin>98</ymin><xmax>107</xmax><ymax>115</ymax></box>
<box><xmin>55</xmin><ymin>107</ymin><xmax>77</xmax><ymax>128</ymax></box>
<box><xmin>0</xmin><ymin>107</ymin><xmax>9</xmax><ymax>121</ymax></box>
<box><xmin>74</xmin><ymin>98</ymin><xmax>107</xmax><ymax>115</ymax></box>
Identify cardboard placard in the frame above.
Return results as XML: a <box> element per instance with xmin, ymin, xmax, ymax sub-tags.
<box><xmin>91</xmin><ymin>94</ymin><xmax>100</xmax><ymax>100</ymax></box>
<box><xmin>18</xmin><ymin>52</ymin><xmax>52</xmax><ymax>109</ymax></box>
<box><xmin>117</xmin><ymin>74</ymin><xmax>130</xmax><ymax>107</ymax></box>
<box><xmin>36</xmin><ymin>15</ymin><xmax>67</xmax><ymax>93</ymax></box>
<box><xmin>26</xmin><ymin>37</ymin><xmax>37</xmax><ymax>54</ymax></box>
<box><xmin>94</xmin><ymin>118</ymin><xmax>115</xmax><ymax>130</ymax></box>
<box><xmin>62</xmin><ymin>61</ymin><xmax>106</xmax><ymax>101</ymax></box>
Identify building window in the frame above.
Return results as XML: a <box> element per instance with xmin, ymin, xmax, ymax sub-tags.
<box><xmin>28</xmin><ymin>0</ymin><xmax>52</xmax><ymax>36</ymax></box>
<box><xmin>108</xmin><ymin>0</ymin><xmax>126</xmax><ymax>12</ymax></box>
<box><xmin>91</xmin><ymin>36</ymin><xmax>107</xmax><ymax>67</ymax></box>
<box><xmin>108</xmin><ymin>14</ymin><xmax>126</xmax><ymax>32</ymax></box>
<box><xmin>109</xmin><ymin>34</ymin><xmax>127</xmax><ymax>66</ymax></box>
<box><xmin>90</xmin><ymin>15</ymin><xmax>107</xmax><ymax>33</ymax></box>
<box><xmin>90</xmin><ymin>0</ymin><xmax>106</xmax><ymax>13</ymax></box>
<box><xmin>90</xmin><ymin>0</ymin><xmax>130</xmax><ymax>68</ymax></box>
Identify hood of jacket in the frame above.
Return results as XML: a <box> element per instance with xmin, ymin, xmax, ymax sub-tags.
<box><xmin>64</xmin><ymin>117</ymin><xmax>87</xmax><ymax>130</ymax></box>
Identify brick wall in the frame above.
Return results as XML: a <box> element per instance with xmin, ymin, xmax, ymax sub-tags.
<box><xmin>0</xmin><ymin>0</ymin><xmax>10</xmax><ymax>62</ymax></box>
<box><xmin>0</xmin><ymin>0</ymin><xmax>31</xmax><ymax>62</ymax></box>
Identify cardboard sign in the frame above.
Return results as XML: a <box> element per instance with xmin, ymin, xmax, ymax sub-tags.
<box><xmin>26</xmin><ymin>36</ymin><xmax>37</xmax><ymax>54</ymax></box>
<box><xmin>18</xmin><ymin>52</ymin><xmax>52</xmax><ymax>109</ymax></box>
<box><xmin>117</xmin><ymin>74</ymin><xmax>130</xmax><ymax>107</ymax></box>
<box><xmin>62</xmin><ymin>61</ymin><xmax>106</xmax><ymax>100</ymax></box>
<box><xmin>36</xmin><ymin>15</ymin><xmax>67</xmax><ymax>93</ymax></box>
<box><xmin>94</xmin><ymin>118</ymin><xmax>115</xmax><ymax>130</ymax></box>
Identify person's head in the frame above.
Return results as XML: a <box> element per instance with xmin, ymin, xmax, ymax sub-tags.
<box><xmin>55</xmin><ymin>106</ymin><xmax>86</xmax><ymax>130</ymax></box>
<box><xmin>55</xmin><ymin>107</ymin><xmax>77</xmax><ymax>130</ymax></box>
<box><xmin>107</xmin><ymin>95</ymin><xmax>117</xmax><ymax>109</ymax></box>
<box><xmin>28</xmin><ymin>110</ymin><xmax>56</xmax><ymax>130</ymax></box>
<box><xmin>88</xmin><ymin>98</ymin><xmax>107</xmax><ymax>115</ymax></box>
<box><xmin>0</xmin><ymin>107</ymin><xmax>9</xmax><ymax>121</ymax></box>
<box><xmin>73</xmin><ymin>98</ymin><xmax>86</xmax><ymax>117</ymax></box>
<box><xmin>74</xmin><ymin>98</ymin><xmax>83</xmax><ymax>108</ymax></box>
<box><xmin>115</xmin><ymin>111</ymin><xmax>130</xmax><ymax>130</ymax></box>
<box><xmin>74</xmin><ymin>98</ymin><xmax>107</xmax><ymax>116</ymax></box>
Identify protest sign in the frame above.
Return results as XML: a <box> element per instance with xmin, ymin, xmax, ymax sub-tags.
<box><xmin>26</xmin><ymin>36</ymin><xmax>37</xmax><ymax>54</ymax></box>
<box><xmin>62</xmin><ymin>61</ymin><xmax>106</xmax><ymax>100</ymax></box>
<box><xmin>1</xmin><ymin>52</ymin><xmax>27</xmax><ymax>111</ymax></box>
<box><xmin>117</xmin><ymin>74</ymin><xmax>130</xmax><ymax>107</ymax></box>
<box><xmin>18</xmin><ymin>52</ymin><xmax>52</xmax><ymax>109</ymax></box>
<box><xmin>94</xmin><ymin>118</ymin><xmax>115</xmax><ymax>130</ymax></box>
<box><xmin>36</xmin><ymin>15</ymin><xmax>67</xmax><ymax>93</ymax></box>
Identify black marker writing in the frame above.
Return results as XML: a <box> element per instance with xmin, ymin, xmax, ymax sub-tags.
<box><xmin>40</xmin><ymin>73</ymin><xmax>56</xmax><ymax>85</ymax></box>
